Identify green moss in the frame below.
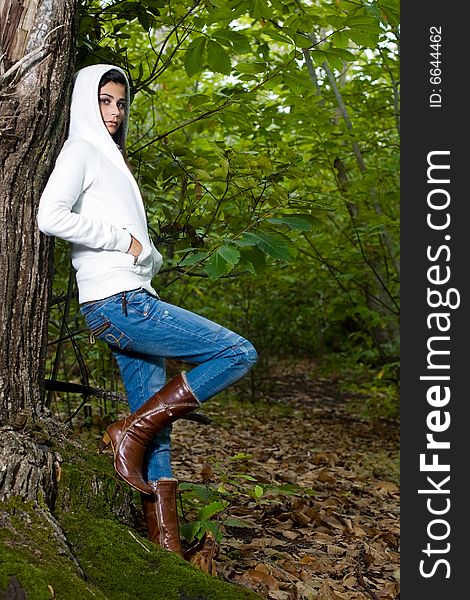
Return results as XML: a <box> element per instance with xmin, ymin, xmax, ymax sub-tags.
<box><xmin>0</xmin><ymin>436</ymin><xmax>261</xmax><ymax>600</ymax></box>
<box><xmin>60</xmin><ymin>510</ymin><xmax>258</xmax><ymax>600</ymax></box>
<box><xmin>0</xmin><ymin>499</ymin><xmax>106</xmax><ymax>599</ymax></box>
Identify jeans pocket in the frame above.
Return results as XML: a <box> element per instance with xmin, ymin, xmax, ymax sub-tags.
<box><xmin>85</xmin><ymin>311</ymin><xmax>133</xmax><ymax>350</ymax></box>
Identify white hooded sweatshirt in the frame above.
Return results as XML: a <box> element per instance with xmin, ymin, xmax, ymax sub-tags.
<box><xmin>37</xmin><ymin>64</ymin><xmax>163</xmax><ymax>303</ymax></box>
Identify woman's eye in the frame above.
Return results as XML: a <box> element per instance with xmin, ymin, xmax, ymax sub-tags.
<box><xmin>118</xmin><ymin>102</ymin><xmax>125</xmax><ymax>110</ymax></box>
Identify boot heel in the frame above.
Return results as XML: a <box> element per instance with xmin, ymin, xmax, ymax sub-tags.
<box><xmin>98</xmin><ymin>431</ymin><xmax>111</xmax><ymax>453</ymax></box>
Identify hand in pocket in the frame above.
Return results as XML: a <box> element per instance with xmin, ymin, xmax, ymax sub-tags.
<box><xmin>127</xmin><ymin>235</ymin><xmax>142</xmax><ymax>258</ymax></box>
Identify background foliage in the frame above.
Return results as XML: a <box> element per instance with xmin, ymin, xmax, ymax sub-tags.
<box><xmin>46</xmin><ymin>0</ymin><xmax>400</xmax><ymax>421</ymax></box>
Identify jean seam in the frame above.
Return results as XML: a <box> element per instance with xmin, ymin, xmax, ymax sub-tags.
<box><xmin>99</xmin><ymin>298</ymin><xmax>256</xmax><ymax>407</ymax></box>
<box><xmin>135</xmin><ymin>353</ymin><xmax>146</xmax><ymax>413</ymax></box>
<box><xmin>232</xmin><ymin>341</ymin><xmax>257</xmax><ymax>367</ymax></box>
<box><xmin>122</xmin><ymin>355</ymin><xmax>172</xmax><ymax>481</ymax></box>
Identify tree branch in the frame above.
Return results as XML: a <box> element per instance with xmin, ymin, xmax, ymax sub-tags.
<box><xmin>44</xmin><ymin>380</ymin><xmax>212</xmax><ymax>424</ymax></box>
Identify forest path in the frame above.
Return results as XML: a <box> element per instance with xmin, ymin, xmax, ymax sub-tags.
<box><xmin>169</xmin><ymin>363</ymin><xmax>400</xmax><ymax>600</ymax></box>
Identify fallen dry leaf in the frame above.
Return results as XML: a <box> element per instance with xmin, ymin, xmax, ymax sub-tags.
<box><xmin>166</xmin><ymin>366</ymin><xmax>400</xmax><ymax>600</ymax></box>
<box><xmin>185</xmin><ymin>531</ymin><xmax>218</xmax><ymax>576</ymax></box>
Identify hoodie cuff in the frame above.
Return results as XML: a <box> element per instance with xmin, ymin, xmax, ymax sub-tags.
<box><xmin>116</xmin><ymin>229</ymin><xmax>133</xmax><ymax>253</ymax></box>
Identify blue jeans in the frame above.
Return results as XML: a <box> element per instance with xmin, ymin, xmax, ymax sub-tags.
<box><xmin>80</xmin><ymin>288</ymin><xmax>258</xmax><ymax>482</ymax></box>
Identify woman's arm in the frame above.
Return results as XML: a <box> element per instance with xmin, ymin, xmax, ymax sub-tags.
<box><xmin>37</xmin><ymin>140</ymin><xmax>131</xmax><ymax>253</ymax></box>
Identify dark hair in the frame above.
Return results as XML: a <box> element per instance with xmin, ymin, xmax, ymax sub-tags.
<box><xmin>98</xmin><ymin>68</ymin><xmax>128</xmax><ymax>155</ymax></box>
<box><xmin>99</xmin><ymin>68</ymin><xmax>127</xmax><ymax>89</ymax></box>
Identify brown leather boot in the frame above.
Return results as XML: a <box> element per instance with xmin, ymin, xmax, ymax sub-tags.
<box><xmin>101</xmin><ymin>373</ymin><xmax>199</xmax><ymax>494</ymax></box>
<box><xmin>140</xmin><ymin>479</ymin><xmax>183</xmax><ymax>556</ymax></box>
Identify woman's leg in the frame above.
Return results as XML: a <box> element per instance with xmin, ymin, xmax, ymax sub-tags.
<box><xmin>111</xmin><ymin>349</ymin><xmax>183</xmax><ymax>554</ymax></box>
<box><xmin>112</xmin><ymin>348</ymin><xmax>173</xmax><ymax>482</ymax></box>
<box><xmin>80</xmin><ymin>288</ymin><xmax>257</xmax><ymax>495</ymax></box>
<box><xmin>82</xmin><ymin>289</ymin><xmax>257</xmax><ymax>399</ymax></box>
<box><xmin>119</xmin><ymin>289</ymin><xmax>258</xmax><ymax>402</ymax></box>
<box><xmin>109</xmin><ymin>291</ymin><xmax>257</xmax><ymax>555</ymax></box>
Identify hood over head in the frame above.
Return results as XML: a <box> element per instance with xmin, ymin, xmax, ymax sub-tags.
<box><xmin>68</xmin><ymin>64</ymin><xmax>130</xmax><ymax>151</ymax></box>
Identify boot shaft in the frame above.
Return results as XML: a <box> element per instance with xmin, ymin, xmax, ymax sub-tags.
<box><xmin>104</xmin><ymin>374</ymin><xmax>199</xmax><ymax>495</ymax></box>
<box><xmin>108</xmin><ymin>374</ymin><xmax>199</xmax><ymax>448</ymax></box>
<box><xmin>142</xmin><ymin>479</ymin><xmax>183</xmax><ymax>556</ymax></box>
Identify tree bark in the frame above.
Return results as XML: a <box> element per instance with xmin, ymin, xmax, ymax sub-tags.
<box><xmin>0</xmin><ymin>0</ymin><xmax>77</xmax><ymax>423</ymax></box>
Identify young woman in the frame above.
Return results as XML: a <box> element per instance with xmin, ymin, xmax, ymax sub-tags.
<box><xmin>37</xmin><ymin>64</ymin><xmax>258</xmax><ymax>556</ymax></box>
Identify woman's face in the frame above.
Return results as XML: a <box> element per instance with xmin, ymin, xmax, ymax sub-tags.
<box><xmin>98</xmin><ymin>81</ymin><xmax>126</xmax><ymax>136</ymax></box>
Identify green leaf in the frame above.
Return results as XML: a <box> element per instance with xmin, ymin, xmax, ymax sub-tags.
<box><xmin>331</xmin><ymin>31</ymin><xmax>348</xmax><ymax>49</ymax></box>
<box><xmin>179</xmin><ymin>482</ymin><xmax>211</xmax><ymax>500</ymax></box>
<box><xmin>180</xmin><ymin>521</ymin><xmax>202</xmax><ymax>542</ymax></box>
<box><xmin>267</xmin><ymin>215</ymin><xmax>316</xmax><ymax>231</ymax></box>
<box><xmin>232</xmin><ymin>473</ymin><xmax>258</xmax><ymax>481</ymax></box>
<box><xmin>282</xmin><ymin>74</ymin><xmax>305</xmax><ymax>95</ymax></box>
<box><xmin>161</xmin><ymin>161</ymin><xmax>183</xmax><ymax>181</ymax></box>
<box><xmin>347</xmin><ymin>15</ymin><xmax>380</xmax><ymax>27</ymax></box>
<box><xmin>198</xmin><ymin>500</ymin><xmax>228</xmax><ymax>521</ymax></box>
<box><xmin>262</xmin><ymin>30</ymin><xmax>293</xmax><ymax>45</ymax></box>
<box><xmin>240</xmin><ymin>246</ymin><xmax>266</xmax><ymax>274</ymax></box>
<box><xmin>204</xmin><ymin>252</ymin><xmax>230</xmax><ymax>279</ymax></box>
<box><xmin>250</xmin><ymin>0</ymin><xmax>271</xmax><ymax>19</ymax></box>
<box><xmin>376</xmin><ymin>0</ymin><xmax>400</xmax><ymax>26</ymax></box>
<box><xmin>293</xmin><ymin>32</ymin><xmax>312</xmax><ymax>49</ymax></box>
<box><xmin>184</xmin><ymin>36</ymin><xmax>206</xmax><ymax>77</ymax></box>
<box><xmin>208</xmin><ymin>0</ymin><xmax>228</xmax><ymax>7</ymax></box>
<box><xmin>323</xmin><ymin>50</ymin><xmax>344</xmax><ymax>72</ymax></box>
<box><xmin>178</xmin><ymin>251</ymin><xmax>209</xmax><ymax>267</ymax></box>
<box><xmin>311</xmin><ymin>49</ymin><xmax>327</xmax><ymax>66</ymax></box>
<box><xmin>328</xmin><ymin>48</ymin><xmax>356</xmax><ymax>61</ymax></box>
<box><xmin>230</xmin><ymin>452</ymin><xmax>254</xmax><ymax>461</ymax></box>
<box><xmin>225</xmin><ymin>30</ymin><xmax>251</xmax><ymax>54</ymax></box>
<box><xmin>205</xmin><ymin>6</ymin><xmax>236</xmax><ymax>25</ymax></box>
<box><xmin>254</xmin><ymin>484</ymin><xmax>264</xmax><ymax>499</ymax></box>
<box><xmin>212</xmin><ymin>29</ymin><xmax>251</xmax><ymax>53</ymax></box>
<box><xmin>237</xmin><ymin>230</ymin><xmax>294</xmax><ymax>262</ymax></box>
<box><xmin>206</xmin><ymin>39</ymin><xmax>232</xmax><ymax>74</ymax></box>
<box><xmin>186</xmin><ymin>94</ymin><xmax>212</xmax><ymax>110</ymax></box>
<box><xmin>346</xmin><ymin>30</ymin><xmax>378</xmax><ymax>47</ymax></box>
<box><xmin>218</xmin><ymin>245</ymin><xmax>241</xmax><ymax>268</ymax></box>
<box><xmin>199</xmin><ymin>520</ymin><xmax>223</xmax><ymax>543</ymax></box>
<box><xmin>79</xmin><ymin>15</ymin><xmax>96</xmax><ymax>35</ymax></box>
<box><xmin>142</xmin><ymin>0</ymin><xmax>162</xmax><ymax>15</ymax></box>
<box><xmin>235</xmin><ymin>62</ymin><xmax>266</xmax><ymax>74</ymax></box>
<box><xmin>203</xmin><ymin>246</ymin><xmax>240</xmax><ymax>278</ymax></box>
<box><xmin>137</xmin><ymin>12</ymin><xmax>153</xmax><ymax>31</ymax></box>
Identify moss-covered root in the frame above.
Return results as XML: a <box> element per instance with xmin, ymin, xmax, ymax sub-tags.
<box><xmin>0</xmin><ymin>499</ymin><xmax>261</xmax><ymax>600</ymax></box>
<box><xmin>60</xmin><ymin>508</ymin><xmax>261</xmax><ymax>600</ymax></box>
<box><xmin>0</xmin><ymin>432</ymin><xmax>261</xmax><ymax>599</ymax></box>
<box><xmin>0</xmin><ymin>499</ymin><xmax>106</xmax><ymax>600</ymax></box>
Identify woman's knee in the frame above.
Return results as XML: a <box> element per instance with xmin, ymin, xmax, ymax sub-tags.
<box><xmin>237</xmin><ymin>338</ymin><xmax>258</xmax><ymax>369</ymax></box>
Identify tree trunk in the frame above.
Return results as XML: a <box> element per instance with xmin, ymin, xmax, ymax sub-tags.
<box><xmin>0</xmin><ymin>0</ymin><xmax>78</xmax><ymax>577</ymax></box>
<box><xmin>0</xmin><ymin>0</ymin><xmax>77</xmax><ymax>425</ymax></box>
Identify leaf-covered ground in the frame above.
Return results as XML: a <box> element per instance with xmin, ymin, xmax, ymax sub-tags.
<box><xmin>166</xmin><ymin>363</ymin><xmax>400</xmax><ymax>600</ymax></box>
